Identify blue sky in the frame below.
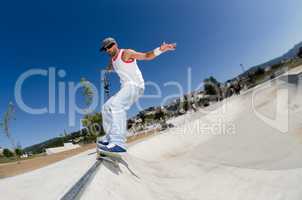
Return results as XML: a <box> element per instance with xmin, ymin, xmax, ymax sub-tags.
<box><xmin>1</xmin><ymin>0</ymin><xmax>302</xmax><ymax>148</ymax></box>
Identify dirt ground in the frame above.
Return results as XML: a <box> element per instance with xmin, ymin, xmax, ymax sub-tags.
<box><xmin>0</xmin><ymin>128</ymin><xmax>160</xmax><ymax>178</ymax></box>
<box><xmin>0</xmin><ymin>143</ymin><xmax>96</xmax><ymax>178</ymax></box>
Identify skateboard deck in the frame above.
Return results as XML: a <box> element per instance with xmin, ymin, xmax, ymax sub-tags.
<box><xmin>97</xmin><ymin>150</ymin><xmax>124</xmax><ymax>159</ymax></box>
<box><xmin>97</xmin><ymin>155</ymin><xmax>119</xmax><ymax>167</ymax></box>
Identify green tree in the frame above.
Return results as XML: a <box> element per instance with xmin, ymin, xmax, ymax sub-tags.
<box><xmin>154</xmin><ymin>108</ymin><xmax>165</xmax><ymax>122</ymax></box>
<box><xmin>138</xmin><ymin>112</ymin><xmax>146</xmax><ymax>124</ymax></box>
<box><xmin>82</xmin><ymin>113</ymin><xmax>103</xmax><ymax>136</ymax></box>
<box><xmin>80</xmin><ymin>77</ymin><xmax>104</xmax><ymax>137</ymax></box>
<box><xmin>15</xmin><ymin>141</ymin><xmax>23</xmax><ymax>163</ymax></box>
<box><xmin>208</xmin><ymin>76</ymin><xmax>219</xmax><ymax>85</ymax></box>
<box><xmin>297</xmin><ymin>47</ymin><xmax>302</xmax><ymax>58</ymax></box>
<box><xmin>271</xmin><ymin>63</ymin><xmax>282</xmax><ymax>71</ymax></box>
<box><xmin>80</xmin><ymin>77</ymin><xmax>94</xmax><ymax>106</ymax></box>
<box><xmin>15</xmin><ymin>148</ymin><xmax>23</xmax><ymax>157</ymax></box>
<box><xmin>203</xmin><ymin>76</ymin><xmax>220</xmax><ymax>95</ymax></box>
<box><xmin>254</xmin><ymin>67</ymin><xmax>265</xmax><ymax>76</ymax></box>
<box><xmin>3</xmin><ymin>148</ymin><xmax>14</xmax><ymax>158</ymax></box>
<box><xmin>182</xmin><ymin>96</ymin><xmax>190</xmax><ymax>112</ymax></box>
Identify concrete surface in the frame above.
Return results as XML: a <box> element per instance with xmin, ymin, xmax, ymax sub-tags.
<box><xmin>1</xmin><ymin>66</ymin><xmax>302</xmax><ymax>200</ymax></box>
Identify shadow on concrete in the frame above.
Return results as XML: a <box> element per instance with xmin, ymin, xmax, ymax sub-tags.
<box><xmin>98</xmin><ymin>157</ymin><xmax>140</xmax><ymax>179</ymax></box>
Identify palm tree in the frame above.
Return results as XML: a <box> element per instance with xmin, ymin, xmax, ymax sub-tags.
<box><xmin>0</xmin><ymin>102</ymin><xmax>16</xmax><ymax>149</ymax></box>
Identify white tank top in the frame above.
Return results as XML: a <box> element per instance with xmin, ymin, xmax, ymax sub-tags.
<box><xmin>112</xmin><ymin>49</ymin><xmax>145</xmax><ymax>89</ymax></box>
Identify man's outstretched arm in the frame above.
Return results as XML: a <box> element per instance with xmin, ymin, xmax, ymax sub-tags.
<box><xmin>123</xmin><ymin>42</ymin><xmax>176</xmax><ymax>61</ymax></box>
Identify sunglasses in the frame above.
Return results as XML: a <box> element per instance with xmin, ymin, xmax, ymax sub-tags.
<box><xmin>104</xmin><ymin>42</ymin><xmax>115</xmax><ymax>51</ymax></box>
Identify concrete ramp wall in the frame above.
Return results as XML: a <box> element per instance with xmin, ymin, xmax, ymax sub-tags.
<box><xmin>1</xmin><ymin>66</ymin><xmax>302</xmax><ymax>200</ymax></box>
<box><xmin>81</xmin><ymin>67</ymin><xmax>302</xmax><ymax>200</ymax></box>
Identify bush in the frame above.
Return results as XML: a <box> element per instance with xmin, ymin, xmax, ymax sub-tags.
<box><xmin>298</xmin><ymin>47</ymin><xmax>302</xmax><ymax>58</ymax></box>
<box><xmin>271</xmin><ymin>63</ymin><xmax>282</xmax><ymax>70</ymax></box>
<box><xmin>15</xmin><ymin>148</ymin><xmax>23</xmax><ymax>157</ymax></box>
<box><xmin>203</xmin><ymin>76</ymin><xmax>220</xmax><ymax>96</ymax></box>
<box><xmin>254</xmin><ymin>67</ymin><xmax>265</xmax><ymax>76</ymax></box>
<box><xmin>83</xmin><ymin>134</ymin><xmax>97</xmax><ymax>144</ymax></box>
<box><xmin>204</xmin><ymin>84</ymin><xmax>218</xmax><ymax>95</ymax></box>
<box><xmin>3</xmin><ymin>149</ymin><xmax>14</xmax><ymax>158</ymax></box>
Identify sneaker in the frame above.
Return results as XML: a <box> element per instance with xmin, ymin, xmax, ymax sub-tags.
<box><xmin>97</xmin><ymin>140</ymin><xmax>109</xmax><ymax>146</ymax></box>
<box><xmin>98</xmin><ymin>143</ymin><xmax>127</xmax><ymax>153</ymax></box>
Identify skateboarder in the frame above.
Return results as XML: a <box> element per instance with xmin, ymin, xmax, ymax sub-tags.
<box><xmin>97</xmin><ymin>37</ymin><xmax>176</xmax><ymax>154</ymax></box>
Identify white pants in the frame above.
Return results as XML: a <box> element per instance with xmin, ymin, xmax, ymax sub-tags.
<box><xmin>100</xmin><ymin>84</ymin><xmax>144</xmax><ymax>149</ymax></box>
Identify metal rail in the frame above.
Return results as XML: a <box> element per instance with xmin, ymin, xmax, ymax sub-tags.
<box><xmin>60</xmin><ymin>159</ymin><xmax>102</xmax><ymax>200</ymax></box>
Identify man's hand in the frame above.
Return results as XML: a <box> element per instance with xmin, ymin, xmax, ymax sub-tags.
<box><xmin>105</xmin><ymin>67</ymin><xmax>113</xmax><ymax>72</ymax></box>
<box><xmin>159</xmin><ymin>42</ymin><xmax>177</xmax><ymax>52</ymax></box>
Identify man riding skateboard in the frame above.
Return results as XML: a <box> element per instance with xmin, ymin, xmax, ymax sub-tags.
<box><xmin>98</xmin><ymin>37</ymin><xmax>176</xmax><ymax>155</ymax></box>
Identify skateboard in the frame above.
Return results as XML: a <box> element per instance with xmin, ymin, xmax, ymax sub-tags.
<box><xmin>98</xmin><ymin>150</ymin><xmax>123</xmax><ymax>159</ymax></box>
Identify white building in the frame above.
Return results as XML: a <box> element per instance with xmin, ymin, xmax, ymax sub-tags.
<box><xmin>20</xmin><ymin>153</ymin><xmax>29</xmax><ymax>158</ymax></box>
<box><xmin>264</xmin><ymin>66</ymin><xmax>272</xmax><ymax>72</ymax></box>
<box><xmin>0</xmin><ymin>147</ymin><xmax>3</xmax><ymax>155</ymax></box>
<box><xmin>45</xmin><ymin>143</ymin><xmax>80</xmax><ymax>155</ymax></box>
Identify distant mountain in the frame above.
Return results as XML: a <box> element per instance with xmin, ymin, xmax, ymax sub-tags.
<box><xmin>23</xmin><ymin>130</ymin><xmax>83</xmax><ymax>154</ymax></box>
<box><xmin>258</xmin><ymin>41</ymin><xmax>302</xmax><ymax>68</ymax></box>
<box><xmin>283</xmin><ymin>41</ymin><xmax>302</xmax><ymax>59</ymax></box>
<box><xmin>240</xmin><ymin>41</ymin><xmax>302</xmax><ymax>77</ymax></box>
